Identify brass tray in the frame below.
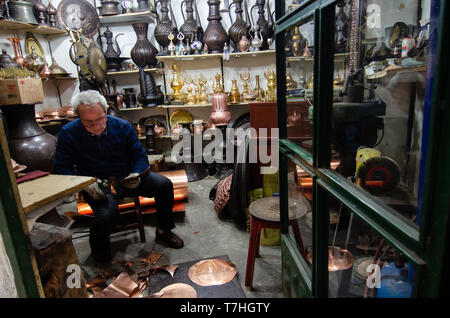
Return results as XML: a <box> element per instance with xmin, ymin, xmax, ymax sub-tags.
<box><xmin>169</xmin><ymin>109</ymin><xmax>193</xmax><ymax>128</ymax></box>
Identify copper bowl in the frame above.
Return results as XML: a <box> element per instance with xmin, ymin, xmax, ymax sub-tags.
<box><xmin>307</xmin><ymin>246</ymin><xmax>354</xmax><ymax>272</ymax></box>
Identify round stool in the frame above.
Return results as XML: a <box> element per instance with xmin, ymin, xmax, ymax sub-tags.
<box><xmin>245</xmin><ymin>196</ymin><xmax>308</xmax><ymax>290</ymax></box>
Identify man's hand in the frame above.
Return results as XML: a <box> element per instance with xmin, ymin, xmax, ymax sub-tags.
<box><xmin>120</xmin><ymin>173</ymin><xmax>140</xmax><ymax>189</ymax></box>
<box><xmin>85</xmin><ymin>179</ymin><xmax>108</xmax><ymax>200</ymax></box>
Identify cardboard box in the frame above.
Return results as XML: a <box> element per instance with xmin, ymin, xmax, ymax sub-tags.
<box><xmin>0</xmin><ymin>78</ymin><xmax>44</xmax><ymax>105</ymax></box>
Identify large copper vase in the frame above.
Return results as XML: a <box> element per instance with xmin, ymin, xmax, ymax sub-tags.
<box><xmin>203</xmin><ymin>0</ymin><xmax>229</xmax><ymax>53</ymax></box>
<box><xmin>131</xmin><ymin>23</ymin><xmax>158</xmax><ymax>68</ymax></box>
<box><xmin>2</xmin><ymin>104</ymin><xmax>57</xmax><ymax>172</ymax></box>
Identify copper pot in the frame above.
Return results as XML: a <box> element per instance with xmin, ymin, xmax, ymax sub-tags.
<box><xmin>98</xmin><ymin>1</ymin><xmax>120</xmax><ymax>16</ymax></box>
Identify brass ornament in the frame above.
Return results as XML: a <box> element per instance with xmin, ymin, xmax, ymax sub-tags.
<box><xmin>264</xmin><ymin>65</ymin><xmax>277</xmax><ymax>102</ymax></box>
<box><xmin>229</xmin><ymin>79</ymin><xmax>241</xmax><ymax>104</ymax></box>
<box><xmin>25</xmin><ymin>33</ymin><xmax>45</xmax><ymax>61</ymax></box>
<box><xmin>169</xmin><ymin>63</ymin><xmax>185</xmax><ymax>102</ymax></box>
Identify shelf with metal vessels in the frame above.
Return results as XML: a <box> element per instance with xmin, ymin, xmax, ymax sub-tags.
<box><xmin>286</xmin><ymin>52</ymin><xmax>350</xmax><ymax>63</ymax></box>
<box><xmin>119</xmin><ymin>102</ymin><xmax>250</xmax><ymax>111</ymax></box>
<box><xmin>105</xmin><ymin>67</ymin><xmax>164</xmax><ymax>76</ymax></box>
<box><xmin>156</xmin><ymin>50</ymin><xmax>276</xmax><ymax>62</ymax></box>
<box><xmin>0</xmin><ymin>19</ymin><xmax>66</xmax><ymax>35</ymax></box>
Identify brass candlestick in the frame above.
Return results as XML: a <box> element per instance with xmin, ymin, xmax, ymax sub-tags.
<box><xmin>240</xmin><ymin>71</ymin><xmax>256</xmax><ymax>102</ymax></box>
<box><xmin>264</xmin><ymin>65</ymin><xmax>277</xmax><ymax>102</ymax></box>
<box><xmin>194</xmin><ymin>74</ymin><xmax>209</xmax><ymax>104</ymax></box>
<box><xmin>184</xmin><ymin>74</ymin><xmax>196</xmax><ymax>105</ymax></box>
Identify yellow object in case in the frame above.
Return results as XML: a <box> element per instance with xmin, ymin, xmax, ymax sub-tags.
<box><xmin>355</xmin><ymin>147</ymin><xmax>382</xmax><ymax>175</ymax></box>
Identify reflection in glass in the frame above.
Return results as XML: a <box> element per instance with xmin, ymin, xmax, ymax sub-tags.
<box><xmin>285</xmin><ymin>17</ymin><xmax>315</xmax><ymax>152</ymax></box>
<box><xmin>328</xmin><ymin>0</ymin><xmax>433</xmax><ymax>227</ymax></box>
<box><xmin>287</xmin><ymin>159</ymin><xmax>313</xmax><ymax>266</ymax></box>
<box><xmin>325</xmin><ymin>199</ymin><xmax>414</xmax><ymax>298</ymax></box>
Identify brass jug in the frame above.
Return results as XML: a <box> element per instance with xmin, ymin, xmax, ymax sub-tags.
<box><xmin>25</xmin><ymin>46</ymin><xmax>45</xmax><ymax>76</ymax></box>
<box><xmin>170</xmin><ymin>63</ymin><xmax>185</xmax><ymax>102</ymax></box>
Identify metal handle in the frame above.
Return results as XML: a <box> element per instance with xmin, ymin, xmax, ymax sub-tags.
<box><xmin>181</xmin><ymin>0</ymin><xmax>186</xmax><ymax>22</ymax></box>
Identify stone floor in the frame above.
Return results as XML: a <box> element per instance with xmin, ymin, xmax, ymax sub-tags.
<box><xmin>64</xmin><ymin>175</ymin><xmax>285</xmax><ymax>298</ymax></box>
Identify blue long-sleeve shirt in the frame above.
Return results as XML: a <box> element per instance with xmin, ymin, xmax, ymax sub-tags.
<box><xmin>54</xmin><ymin>115</ymin><xmax>149</xmax><ymax>180</ymax></box>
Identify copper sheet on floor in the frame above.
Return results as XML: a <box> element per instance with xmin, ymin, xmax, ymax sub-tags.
<box><xmin>149</xmin><ymin>283</ymin><xmax>197</xmax><ymax>298</ymax></box>
<box><xmin>188</xmin><ymin>259</ymin><xmax>237</xmax><ymax>287</ymax></box>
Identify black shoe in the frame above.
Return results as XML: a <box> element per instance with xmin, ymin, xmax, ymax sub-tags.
<box><xmin>155</xmin><ymin>230</ymin><xmax>184</xmax><ymax>249</ymax></box>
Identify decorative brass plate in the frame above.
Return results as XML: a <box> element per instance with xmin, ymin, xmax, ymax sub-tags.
<box><xmin>25</xmin><ymin>33</ymin><xmax>45</xmax><ymax>60</ymax></box>
<box><xmin>169</xmin><ymin>109</ymin><xmax>193</xmax><ymax>128</ymax></box>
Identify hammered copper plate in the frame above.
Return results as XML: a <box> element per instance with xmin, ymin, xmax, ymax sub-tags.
<box><xmin>152</xmin><ymin>283</ymin><xmax>197</xmax><ymax>298</ymax></box>
<box><xmin>188</xmin><ymin>259</ymin><xmax>237</xmax><ymax>286</ymax></box>
<box><xmin>57</xmin><ymin>0</ymin><xmax>100</xmax><ymax>38</ymax></box>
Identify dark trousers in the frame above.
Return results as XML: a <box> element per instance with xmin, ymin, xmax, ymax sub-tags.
<box><xmin>82</xmin><ymin>172</ymin><xmax>175</xmax><ymax>260</ymax></box>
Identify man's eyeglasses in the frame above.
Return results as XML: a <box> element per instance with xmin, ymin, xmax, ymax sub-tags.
<box><xmin>81</xmin><ymin>114</ymin><xmax>106</xmax><ymax>127</ymax></box>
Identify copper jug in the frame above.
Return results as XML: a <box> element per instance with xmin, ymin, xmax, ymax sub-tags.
<box><xmin>210</xmin><ymin>92</ymin><xmax>231</xmax><ymax>126</ymax></box>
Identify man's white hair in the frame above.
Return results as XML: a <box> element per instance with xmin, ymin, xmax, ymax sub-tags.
<box><xmin>71</xmin><ymin>90</ymin><xmax>108</xmax><ymax>114</ymax></box>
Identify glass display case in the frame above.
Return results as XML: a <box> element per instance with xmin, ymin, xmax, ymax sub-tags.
<box><xmin>326</xmin><ymin>0</ymin><xmax>430</xmax><ymax>228</ymax></box>
<box><xmin>277</xmin><ymin>0</ymin><xmax>450</xmax><ymax>298</ymax></box>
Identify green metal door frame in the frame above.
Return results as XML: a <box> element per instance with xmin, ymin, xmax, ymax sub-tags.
<box><xmin>276</xmin><ymin>0</ymin><xmax>450</xmax><ymax>297</ymax></box>
<box><xmin>0</xmin><ymin>110</ymin><xmax>43</xmax><ymax>298</ymax></box>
